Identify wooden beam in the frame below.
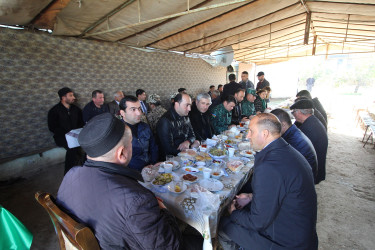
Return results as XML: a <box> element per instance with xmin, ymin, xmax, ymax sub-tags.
<box><xmin>312</xmin><ymin>35</ymin><xmax>317</xmax><ymax>55</ymax></box>
<box><xmin>304</xmin><ymin>12</ymin><xmax>311</xmax><ymax>45</ymax></box>
<box><xmin>345</xmin><ymin>14</ymin><xmax>350</xmax><ymax>42</ymax></box>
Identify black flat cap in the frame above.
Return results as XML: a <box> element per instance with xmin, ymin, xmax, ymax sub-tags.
<box><xmin>78</xmin><ymin>113</ymin><xmax>125</xmax><ymax>157</ymax></box>
<box><xmin>257</xmin><ymin>71</ymin><xmax>264</xmax><ymax>76</ymax></box>
<box><xmin>58</xmin><ymin>87</ymin><xmax>72</xmax><ymax>98</ymax></box>
<box><xmin>290</xmin><ymin>99</ymin><xmax>314</xmax><ymax>110</ymax></box>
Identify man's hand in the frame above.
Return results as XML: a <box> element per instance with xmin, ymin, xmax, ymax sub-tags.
<box><xmin>191</xmin><ymin>140</ymin><xmax>200</xmax><ymax>148</ymax></box>
<box><xmin>228</xmin><ymin>199</ymin><xmax>237</xmax><ymax>215</ymax></box>
<box><xmin>241</xmin><ymin>117</ymin><xmax>250</xmax><ymax>122</ymax></box>
<box><xmin>228</xmin><ymin>124</ymin><xmax>236</xmax><ymax>129</ymax></box>
<box><xmin>177</xmin><ymin>140</ymin><xmax>191</xmax><ymax>151</ymax></box>
<box><xmin>235</xmin><ymin>193</ymin><xmax>253</xmax><ymax>209</ymax></box>
<box><xmin>156</xmin><ymin>197</ymin><xmax>167</xmax><ymax>209</ymax></box>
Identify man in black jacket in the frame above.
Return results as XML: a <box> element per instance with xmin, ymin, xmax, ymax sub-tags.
<box><xmin>296</xmin><ymin>90</ymin><xmax>328</xmax><ymax>124</ymax></box>
<box><xmin>221</xmin><ymin>73</ymin><xmax>242</xmax><ymax>101</ymax></box>
<box><xmin>189</xmin><ymin>93</ymin><xmax>214</xmax><ymax>141</ymax></box>
<box><xmin>157</xmin><ymin>93</ymin><xmax>200</xmax><ymax>158</ymax></box>
<box><xmin>48</xmin><ymin>87</ymin><xmax>84</xmax><ymax>174</ymax></box>
<box><xmin>56</xmin><ymin>113</ymin><xmax>182</xmax><ymax>249</ymax></box>
<box><xmin>82</xmin><ymin>90</ymin><xmax>109</xmax><ymax>123</ymax></box>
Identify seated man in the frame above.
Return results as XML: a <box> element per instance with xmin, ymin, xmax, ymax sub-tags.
<box><xmin>146</xmin><ymin>94</ymin><xmax>167</xmax><ymax>134</ymax></box>
<box><xmin>119</xmin><ymin>96</ymin><xmax>158</xmax><ymax>172</ymax></box>
<box><xmin>241</xmin><ymin>88</ymin><xmax>257</xmax><ymax>118</ymax></box>
<box><xmin>189</xmin><ymin>93</ymin><xmax>214</xmax><ymax>141</ymax></box>
<box><xmin>297</xmin><ymin>89</ymin><xmax>327</xmax><ymax>124</ymax></box>
<box><xmin>294</xmin><ymin>96</ymin><xmax>327</xmax><ymax>130</ymax></box>
<box><xmin>219</xmin><ymin>113</ymin><xmax>318</xmax><ymax>249</ymax></box>
<box><xmin>108</xmin><ymin>90</ymin><xmax>124</xmax><ymax>116</ymax></box>
<box><xmin>271</xmin><ymin>108</ymin><xmax>318</xmax><ymax>181</ymax></box>
<box><xmin>210</xmin><ymin>89</ymin><xmax>221</xmax><ymax>109</ymax></box>
<box><xmin>82</xmin><ymin>90</ymin><xmax>109</xmax><ymax>123</ymax></box>
<box><xmin>157</xmin><ymin>93</ymin><xmax>199</xmax><ymax>158</ymax></box>
<box><xmin>56</xmin><ymin>113</ymin><xmax>181</xmax><ymax>249</ymax></box>
<box><xmin>290</xmin><ymin>99</ymin><xmax>328</xmax><ymax>184</ymax></box>
<box><xmin>210</xmin><ymin>95</ymin><xmax>236</xmax><ymax>134</ymax></box>
<box><xmin>231</xmin><ymin>88</ymin><xmax>248</xmax><ymax>125</ymax></box>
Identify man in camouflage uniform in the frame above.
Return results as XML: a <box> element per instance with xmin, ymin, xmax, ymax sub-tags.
<box><xmin>210</xmin><ymin>95</ymin><xmax>236</xmax><ymax>134</ymax></box>
<box><xmin>242</xmin><ymin>88</ymin><xmax>257</xmax><ymax>118</ymax></box>
<box><xmin>146</xmin><ymin>94</ymin><xmax>167</xmax><ymax>134</ymax></box>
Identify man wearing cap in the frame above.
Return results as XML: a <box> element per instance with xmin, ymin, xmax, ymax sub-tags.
<box><xmin>108</xmin><ymin>90</ymin><xmax>124</xmax><ymax>116</ymax></box>
<box><xmin>56</xmin><ymin>113</ymin><xmax>182</xmax><ymax>249</ymax></box>
<box><xmin>119</xmin><ymin>96</ymin><xmax>158</xmax><ymax>172</ymax></box>
<box><xmin>290</xmin><ymin>99</ymin><xmax>328</xmax><ymax>184</ymax></box>
<box><xmin>146</xmin><ymin>94</ymin><xmax>167</xmax><ymax>134</ymax></box>
<box><xmin>296</xmin><ymin>90</ymin><xmax>328</xmax><ymax>126</ymax></box>
<box><xmin>222</xmin><ymin>73</ymin><xmax>242</xmax><ymax>101</ymax></box>
<box><xmin>256</xmin><ymin>72</ymin><xmax>270</xmax><ymax>103</ymax></box>
<box><xmin>271</xmin><ymin>109</ymin><xmax>318</xmax><ymax>181</ymax></box>
<box><xmin>189</xmin><ymin>93</ymin><xmax>214</xmax><ymax>141</ymax></box>
<box><xmin>241</xmin><ymin>88</ymin><xmax>257</xmax><ymax>118</ymax></box>
<box><xmin>157</xmin><ymin>93</ymin><xmax>199</xmax><ymax>158</ymax></box>
<box><xmin>238</xmin><ymin>71</ymin><xmax>254</xmax><ymax>90</ymax></box>
<box><xmin>210</xmin><ymin>95</ymin><xmax>237</xmax><ymax>134</ymax></box>
<box><xmin>218</xmin><ymin>113</ymin><xmax>318</xmax><ymax>250</ymax></box>
<box><xmin>48</xmin><ymin>87</ymin><xmax>84</xmax><ymax>174</ymax></box>
<box><xmin>82</xmin><ymin>90</ymin><xmax>109</xmax><ymax>123</ymax></box>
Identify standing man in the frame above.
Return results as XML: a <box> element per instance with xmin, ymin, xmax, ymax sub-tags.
<box><xmin>218</xmin><ymin>113</ymin><xmax>318</xmax><ymax>249</ymax></box>
<box><xmin>108</xmin><ymin>90</ymin><xmax>124</xmax><ymax>116</ymax></box>
<box><xmin>271</xmin><ymin>109</ymin><xmax>318</xmax><ymax>181</ymax></box>
<box><xmin>48</xmin><ymin>87</ymin><xmax>84</xmax><ymax>174</ymax></box>
<box><xmin>56</xmin><ymin>113</ymin><xmax>182</xmax><ymax>249</ymax></box>
<box><xmin>306</xmin><ymin>77</ymin><xmax>315</xmax><ymax>92</ymax></box>
<box><xmin>218</xmin><ymin>84</ymin><xmax>223</xmax><ymax>94</ymax></box>
<box><xmin>210</xmin><ymin>95</ymin><xmax>236</xmax><ymax>134</ymax></box>
<box><xmin>238</xmin><ymin>71</ymin><xmax>254</xmax><ymax>90</ymax></box>
<box><xmin>208</xmin><ymin>85</ymin><xmax>215</xmax><ymax>97</ymax></box>
<box><xmin>82</xmin><ymin>90</ymin><xmax>109</xmax><ymax>123</ymax></box>
<box><xmin>157</xmin><ymin>93</ymin><xmax>199</xmax><ymax>158</ymax></box>
<box><xmin>136</xmin><ymin>89</ymin><xmax>148</xmax><ymax>115</ymax></box>
<box><xmin>189</xmin><ymin>93</ymin><xmax>214</xmax><ymax>141</ymax></box>
<box><xmin>290</xmin><ymin>99</ymin><xmax>328</xmax><ymax>184</ymax></box>
<box><xmin>255</xmin><ymin>71</ymin><xmax>270</xmax><ymax>91</ymax></box>
<box><xmin>222</xmin><ymin>74</ymin><xmax>242</xmax><ymax>101</ymax></box>
<box><xmin>119</xmin><ymin>96</ymin><xmax>158</xmax><ymax>172</ymax></box>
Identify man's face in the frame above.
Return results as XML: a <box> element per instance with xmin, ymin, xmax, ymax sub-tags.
<box><xmin>218</xmin><ymin>86</ymin><xmax>223</xmax><ymax>92</ymax></box>
<box><xmin>63</xmin><ymin>92</ymin><xmax>76</xmax><ymax>105</ymax></box>
<box><xmin>246</xmin><ymin>117</ymin><xmax>265</xmax><ymax>151</ymax></box>
<box><xmin>223</xmin><ymin>101</ymin><xmax>236</xmax><ymax>112</ymax></box>
<box><xmin>138</xmin><ymin>92</ymin><xmax>147</xmax><ymax>101</ymax></box>
<box><xmin>257</xmin><ymin>75</ymin><xmax>264</xmax><ymax>81</ymax></box>
<box><xmin>115</xmin><ymin>91</ymin><xmax>124</xmax><ymax>102</ymax></box>
<box><xmin>123</xmin><ymin>101</ymin><xmax>142</xmax><ymax>125</ymax></box>
<box><xmin>241</xmin><ymin>73</ymin><xmax>248</xmax><ymax>82</ymax></box>
<box><xmin>175</xmin><ymin>95</ymin><xmax>192</xmax><ymax>116</ymax></box>
<box><xmin>210</xmin><ymin>87</ymin><xmax>215</xmax><ymax>92</ymax></box>
<box><xmin>196</xmin><ymin>98</ymin><xmax>211</xmax><ymax>114</ymax></box>
<box><xmin>291</xmin><ymin>109</ymin><xmax>303</xmax><ymax>123</ymax></box>
<box><xmin>259</xmin><ymin>91</ymin><xmax>267</xmax><ymax>99</ymax></box>
<box><xmin>234</xmin><ymin>91</ymin><xmax>245</xmax><ymax>103</ymax></box>
<box><xmin>93</xmin><ymin>93</ymin><xmax>105</xmax><ymax>107</ymax></box>
<box><xmin>246</xmin><ymin>93</ymin><xmax>256</xmax><ymax>103</ymax></box>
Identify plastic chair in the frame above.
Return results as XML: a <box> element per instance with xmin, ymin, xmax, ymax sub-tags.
<box><xmin>35</xmin><ymin>191</ymin><xmax>100</xmax><ymax>250</ymax></box>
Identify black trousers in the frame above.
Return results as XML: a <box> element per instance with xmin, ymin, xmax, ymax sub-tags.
<box><xmin>64</xmin><ymin>147</ymin><xmax>85</xmax><ymax>174</ymax></box>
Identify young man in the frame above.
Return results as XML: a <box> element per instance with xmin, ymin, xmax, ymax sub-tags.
<box><xmin>238</xmin><ymin>71</ymin><xmax>254</xmax><ymax>90</ymax></box>
<box><xmin>210</xmin><ymin>95</ymin><xmax>236</xmax><ymax>134</ymax></box>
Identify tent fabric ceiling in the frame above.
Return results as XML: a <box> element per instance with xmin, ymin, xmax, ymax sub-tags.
<box><xmin>1</xmin><ymin>0</ymin><xmax>375</xmax><ymax>65</ymax></box>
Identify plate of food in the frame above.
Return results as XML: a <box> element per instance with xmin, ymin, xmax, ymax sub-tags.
<box><xmin>151</xmin><ymin>173</ymin><xmax>177</xmax><ymax>187</ymax></box>
<box><xmin>182</xmin><ymin>173</ymin><xmax>198</xmax><ymax>183</ymax></box>
<box><xmin>195</xmin><ymin>152</ymin><xmax>212</xmax><ymax>162</ymax></box>
<box><xmin>167</xmin><ymin>182</ymin><xmax>187</xmax><ymax>194</ymax></box>
<box><xmin>211</xmin><ymin>159</ymin><xmax>224</xmax><ymax>167</ymax></box>
<box><xmin>211</xmin><ymin>169</ymin><xmax>224</xmax><ymax>179</ymax></box>
<box><xmin>163</xmin><ymin>160</ymin><xmax>180</xmax><ymax>170</ymax></box>
<box><xmin>240</xmin><ymin>150</ymin><xmax>255</xmax><ymax>158</ymax></box>
<box><xmin>182</xmin><ymin>166</ymin><xmax>200</xmax><ymax>174</ymax></box>
<box><xmin>178</xmin><ymin>149</ymin><xmax>198</xmax><ymax>157</ymax></box>
<box><xmin>208</xmin><ymin>148</ymin><xmax>227</xmax><ymax>159</ymax></box>
<box><xmin>226</xmin><ymin>160</ymin><xmax>244</xmax><ymax>173</ymax></box>
<box><xmin>199</xmin><ymin>178</ymin><xmax>224</xmax><ymax>192</ymax></box>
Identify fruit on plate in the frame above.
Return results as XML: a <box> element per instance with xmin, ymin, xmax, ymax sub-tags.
<box><xmin>175</xmin><ymin>185</ymin><xmax>181</xmax><ymax>192</ymax></box>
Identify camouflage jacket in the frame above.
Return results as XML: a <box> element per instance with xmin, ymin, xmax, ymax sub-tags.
<box><xmin>242</xmin><ymin>100</ymin><xmax>256</xmax><ymax>117</ymax></box>
<box><xmin>210</xmin><ymin>103</ymin><xmax>232</xmax><ymax>134</ymax></box>
<box><xmin>147</xmin><ymin>106</ymin><xmax>167</xmax><ymax>134</ymax></box>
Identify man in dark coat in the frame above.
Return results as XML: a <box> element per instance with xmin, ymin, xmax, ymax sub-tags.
<box><xmin>48</xmin><ymin>87</ymin><xmax>84</xmax><ymax>174</ymax></box>
<box><xmin>189</xmin><ymin>93</ymin><xmax>214</xmax><ymax>141</ymax></box>
<box><xmin>238</xmin><ymin>71</ymin><xmax>254</xmax><ymax>90</ymax></box>
<box><xmin>291</xmin><ymin>99</ymin><xmax>328</xmax><ymax>184</ymax></box>
<box><xmin>231</xmin><ymin>88</ymin><xmax>249</xmax><ymax>125</ymax></box>
<box><xmin>107</xmin><ymin>90</ymin><xmax>124</xmax><ymax>116</ymax></box>
<box><xmin>218</xmin><ymin>113</ymin><xmax>318</xmax><ymax>249</ymax></box>
<box><xmin>255</xmin><ymin>71</ymin><xmax>270</xmax><ymax>91</ymax></box>
<box><xmin>296</xmin><ymin>90</ymin><xmax>328</xmax><ymax>124</ymax></box>
<box><xmin>119</xmin><ymin>96</ymin><xmax>158</xmax><ymax>172</ymax></box>
<box><xmin>56</xmin><ymin>113</ymin><xmax>182</xmax><ymax>249</ymax></box>
<box><xmin>294</xmin><ymin>96</ymin><xmax>327</xmax><ymax>130</ymax></box>
<box><xmin>157</xmin><ymin>93</ymin><xmax>199</xmax><ymax>158</ymax></box>
<box><xmin>271</xmin><ymin>109</ymin><xmax>318</xmax><ymax>182</ymax></box>
<box><xmin>221</xmin><ymin>73</ymin><xmax>242</xmax><ymax>101</ymax></box>
<box><xmin>82</xmin><ymin>90</ymin><xmax>109</xmax><ymax>123</ymax></box>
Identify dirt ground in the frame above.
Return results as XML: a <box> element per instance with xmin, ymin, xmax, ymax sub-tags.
<box><xmin>314</xmin><ymin>92</ymin><xmax>375</xmax><ymax>250</ymax></box>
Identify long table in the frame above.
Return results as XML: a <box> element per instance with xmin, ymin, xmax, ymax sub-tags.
<box><xmin>142</xmin><ymin>148</ymin><xmax>254</xmax><ymax>249</ymax></box>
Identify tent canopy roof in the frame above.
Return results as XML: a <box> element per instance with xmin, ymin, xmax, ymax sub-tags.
<box><xmin>1</xmin><ymin>0</ymin><xmax>375</xmax><ymax>65</ymax></box>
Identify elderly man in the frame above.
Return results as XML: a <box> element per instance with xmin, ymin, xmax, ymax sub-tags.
<box><xmin>56</xmin><ymin>113</ymin><xmax>181</xmax><ymax>249</ymax></box>
<box><xmin>108</xmin><ymin>90</ymin><xmax>124</xmax><ymax>116</ymax></box>
<box><xmin>231</xmin><ymin>88</ymin><xmax>248</xmax><ymax>125</ymax></box>
<box><xmin>210</xmin><ymin>89</ymin><xmax>221</xmax><ymax>109</ymax></box>
<box><xmin>297</xmin><ymin>90</ymin><xmax>328</xmax><ymax>125</ymax></box>
<box><xmin>82</xmin><ymin>90</ymin><xmax>109</xmax><ymax>123</ymax></box>
<box><xmin>218</xmin><ymin>113</ymin><xmax>318</xmax><ymax>249</ymax></box>
<box><xmin>238</xmin><ymin>71</ymin><xmax>254</xmax><ymax>90</ymax></box>
<box><xmin>119</xmin><ymin>96</ymin><xmax>158</xmax><ymax>172</ymax></box>
<box><xmin>290</xmin><ymin>99</ymin><xmax>328</xmax><ymax>184</ymax></box>
<box><xmin>271</xmin><ymin>109</ymin><xmax>318</xmax><ymax>181</ymax></box>
<box><xmin>222</xmin><ymin>74</ymin><xmax>241</xmax><ymax>101</ymax></box>
<box><xmin>48</xmin><ymin>87</ymin><xmax>84</xmax><ymax>174</ymax></box>
<box><xmin>210</xmin><ymin>95</ymin><xmax>236</xmax><ymax>134</ymax></box>
<box><xmin>157</xmin><ymin>93</ymin><xmax>199</xmax><ymax>158</ymax></box>
<box><xmin>146</xmin><ymin>94</ymin><xmax>167</xmax><ymax>134</ymax></box>
<box><xmin>189</xmin><ymin>93</ymin><xmax>214</xmax><ymax>141</ymax></box>
<box><xmin>294</xmin><ymin>96</ymin><xmax>327</xmax><ymax>130</ymax></box>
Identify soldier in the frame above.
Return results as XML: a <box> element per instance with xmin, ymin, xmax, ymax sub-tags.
<box><xmin>210</xmin><ymin>95</ymin><xmax>236</xmax><ymax>134</ymax></box>
<box><xmin>242</xmin><ymin>88</ymin><xmax>257</xmax><ymax>118</ymax></box>
<box><xmin>146</xmin><ymin>94</ymin><xmax>167</xmax><ymax>134</ymax></box>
